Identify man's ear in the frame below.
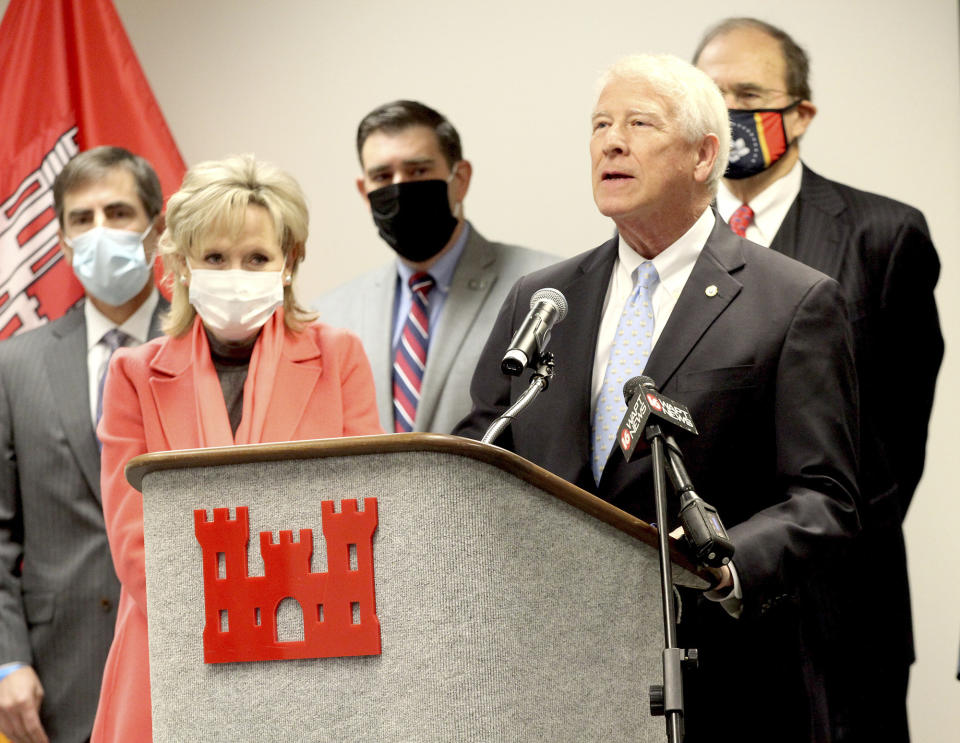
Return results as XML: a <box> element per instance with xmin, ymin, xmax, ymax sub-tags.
<box><xmin>145</xmin><ymin>214</ymin><xmax>165</xmax><ymax>261</ymax></box>
<box><xmin>789</xmin><ymin>100</ymin><xmax>817</xmax><ymax>140</ymax></box>
<box><xmin>58</xmin><ymin>228</ymin><xmax>73</xmax><ymax>264</ymax></box>
<box><xmin>694</xmin><ymin>134</ymin><xmax>720</xmax><ymax>184</ymax></box>
<box><xmin>356</xmin><ymin>177</ymin><xmax>370</xmax><ymax>204</ymax></box>
<box><xmin>450</xmin><ymin>159</ymin><xmax>472</xmax><ymax>204</ymax></box>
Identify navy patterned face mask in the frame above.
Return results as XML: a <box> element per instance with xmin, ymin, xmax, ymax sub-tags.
<box><xmin>725</xmin><ymin>100</ymin><xmax>800</xmax><ymax>180</ymax></box>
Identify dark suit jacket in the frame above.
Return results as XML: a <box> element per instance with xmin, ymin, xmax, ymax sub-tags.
<box><xmin>773</xmin><ymin>165</ymin><xmax>943</xmax><ymax>669</ymax></box>
<box><xmin>0</xmin><ymin>297</ymin><xmax>167</xmax><ymax>743</ymax></box>
<box><xmin>455</xmin><ymin>219</ymin><xmax>860</xmax><ymax>742</ymax></box>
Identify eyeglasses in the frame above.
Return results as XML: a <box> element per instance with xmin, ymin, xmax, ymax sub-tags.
<box><xmin>716</xmin><ymin>85</ymin><xmax>794</xmax><ymax>109</ymax></box>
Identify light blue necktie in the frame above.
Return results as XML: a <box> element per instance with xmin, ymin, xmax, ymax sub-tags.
<box><xmin>591</xmin><ymin>262</ymin><xmax>659</xmax><ymax>483</ymax></box>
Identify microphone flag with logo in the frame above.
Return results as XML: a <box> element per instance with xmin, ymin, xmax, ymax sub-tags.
<box><xmin>0</xmin><ymin>0</ymin><xmax>186</xmax><ymax>339</ymax></box>
<box><xmin>617</xmin><ymin>375</ymin><xmax>698</xmax><ymax>460</ymax></box>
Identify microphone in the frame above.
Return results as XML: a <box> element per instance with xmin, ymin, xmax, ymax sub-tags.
<box><xmin>618</xmin><ymin>376</ymin><xmax>734</xmax><ymax>567</ymax></box>
<box><xmin>617</xmin><ymin>375</ymin><xmax>698</xmax><ymax>459</ymax></box>
<box><xmin>501</xmin><ymin>288</ymin><xmax>568</xmax><ymax>376</ymax></box>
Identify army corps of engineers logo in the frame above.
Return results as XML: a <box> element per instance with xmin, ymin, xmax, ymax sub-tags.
<box><xmin>194</xmin><ymin>499</ymin><xmax>382</xmax><ymax>664</ymax></box>
<box><xmin>0</xmin><ymin>127</ymin><xmax>84</xmax><ymax>339</ymax></box>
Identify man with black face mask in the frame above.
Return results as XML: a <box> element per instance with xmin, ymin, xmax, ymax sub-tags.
<box><xmin>314</xmin><ymin>100</ymin><xmax>556</xmax><ymax>434</ymax></box>
<box><xmin>695</xmin><ymin>18</ymin><xmax>943</xmax><ymax>742</ymax></box>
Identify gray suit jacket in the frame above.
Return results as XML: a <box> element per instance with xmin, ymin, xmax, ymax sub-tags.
<box><xmin>314</xmin><ymin>224</ymin><xmax>557</xmax><ymax>434</ymax></box>
<box><xmin>0</xmin><ymin>297</ymin><xmax>167</xmax><ymax>743</ymax></box>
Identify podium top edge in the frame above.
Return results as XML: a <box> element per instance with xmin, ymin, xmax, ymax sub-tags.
<box><xmin>125</xmin><ymin>433</ymin><xmax>708</xmax><ymax>584</ymax></box>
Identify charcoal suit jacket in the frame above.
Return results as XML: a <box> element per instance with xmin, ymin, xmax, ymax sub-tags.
<box><xmin>455</xmin><ymin>216</ymin><xmax>860</xmax><ymax>742</ymax></box>
<box><xmin>0</xmin><ymin>298</ymin><xmax>167</xmax><ymax>743</ymax></box>
<box><xmin>768</xmin><ymin>165</ymin><xmax>943</xmax><ymax>739</ymax></box>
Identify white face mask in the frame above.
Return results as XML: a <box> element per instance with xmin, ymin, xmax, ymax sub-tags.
<box><xmin>188</xmin><ymin>269</ymin><xmax>284</xmax><ymax>342</ymax></box>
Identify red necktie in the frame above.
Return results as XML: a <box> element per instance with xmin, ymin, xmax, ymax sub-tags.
<box><xmin>393</xmin><ymin>273</ymin><xmax>435</xmax><ymax>432</ymax></box>
<box><xmin>729</xmin><ymin>203</ymin><xmax>754</xmax><ymax>237</ymax></box>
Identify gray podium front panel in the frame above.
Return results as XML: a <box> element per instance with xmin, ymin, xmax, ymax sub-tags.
<box><xmin>142</xmin><ymin>449</ymin><xmax>666</xmax><ymax>741</ymax></box>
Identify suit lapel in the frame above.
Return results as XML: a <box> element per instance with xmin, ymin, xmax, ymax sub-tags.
<box><xmin>149</xmin><ymin>332</ymin><xmax>206</xmax><ymax>451</ymax></box>
<box><xmin>644</xmin><ymin>221</ymin><xmax>744</xmax><ymax>392</ymax></box>
<box><xmin>771</xmin><ymin>164</ymin><xmax>848</xmax><ymax>279</ymax></box>
<box><xmin>600</xmin><ymin>224</ymin><xmax>744</xmax><ymax>503</ymax></box>
<box><xmin>546</xmin><ymin>238</ymin><xmax>619</xmax><ymax>487</ymax></box>
<box><xmin>258</xmin><ymin>328</ymin><xmax>323</xmax><ymax>443</ymax></box>
<box><xmin>149</xmin><ymin>317</ymin><xmax>325</xmax><ymax>449</ymax></box>
<box><xmin>417</xmin><ymin>228</ymin><xmax>497</xmax><ymax>431</ymax></box>
<box><xmin>47</xmin><ymin>306</ymin><xmax>102</xmax><ymax>497</ymax></box>
<box><xmin>365</xmin><ymin>264</ymin><xmax>397</xmax><ymax>430</ymax></box>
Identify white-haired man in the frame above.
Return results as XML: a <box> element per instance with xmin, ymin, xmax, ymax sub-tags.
<box><xmin>455</xmin><ymin>54</ymin><xmax>860</xmax><ymax>742</ymax></box>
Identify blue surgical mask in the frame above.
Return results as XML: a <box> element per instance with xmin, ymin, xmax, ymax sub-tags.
<box><xmin>67</xmin><ymin>223</ymin><xmax>154</xmax><ymax>305</ymax></box>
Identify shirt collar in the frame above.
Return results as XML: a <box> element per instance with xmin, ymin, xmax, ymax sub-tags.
<box><xmin>84</xmin><ymin>288</ymin><xmax>160</xmax><ymax>351</ymax></box>
<box><xmin>395</xmin><ymin>220</ymin><xmax>471</xmax><ymax>294</ymax></box>
<box><xmin>716</xmin><ymin>160</ymin><xmax>802</xmax><ymax>246</ymax></box>
<box><xmin>616</xmin><ymin>207</ymin><xmax>715</xmax><ymax>298</ymax></box>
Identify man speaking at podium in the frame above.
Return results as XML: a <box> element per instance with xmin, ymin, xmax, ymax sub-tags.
<box><xmin>455</xmin><ymin>54</ymin><xmax>859</xmax><ymax>742</ymax></box>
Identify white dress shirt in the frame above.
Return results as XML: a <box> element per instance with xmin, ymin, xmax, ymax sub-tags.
<box><xmin>391</xmin><ymin>222</ymin><xmax>471</xmax><ymax>351</ymax></box>
<box><xmin>85</xmin><ymin>289</ymin><xmax>159</xmax><ymax>426</ymax></box>
<box><xmin>716</xmin><ymin>159</ymin><xmax>803</xmax><ymax>247</ymax></box>
<box><xmin>592</xmin><ymin>208</ymin><xmax>743</xmax><ymax>616</ymax></box>
<box><xmin>591</xmin><ymin>208</ymin><xmax>715</xmax><ymax>411</ymax></box>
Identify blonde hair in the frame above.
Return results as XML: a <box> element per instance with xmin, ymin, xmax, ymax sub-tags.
<box><xmin>159</xmin><ymin>154</ymin><xmax>316</xmax><ymax>336</ymax></box>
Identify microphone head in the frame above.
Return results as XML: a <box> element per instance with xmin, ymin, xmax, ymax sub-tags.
<box><xmin>530</xmin><ymin>288</ymin><xmax>568</xmax><ymax>322</ymax></box>
<box><xmin>622</xmin><ymin>375</ymin><xmax>658</xmax><ymax>403</ymax></box>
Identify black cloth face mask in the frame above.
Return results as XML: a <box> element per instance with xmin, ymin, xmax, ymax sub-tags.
<box><xmin>368</xmin><ymin>179</ymin><xmax>458</xmax><ymax>263</ymax></box>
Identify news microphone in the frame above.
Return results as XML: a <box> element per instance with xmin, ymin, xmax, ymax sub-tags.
<box><xmin>618</xmin><ymin>376</ymin><xmax>734</xmax><ymax>567</ymax></box>
<box><xmin>617</xmin><ymin>376</ymin><xmax>698</xmax><ymax>460</ymax></box>
<box><xmin>501</xmin><ymin>288</ymin><xmax>568</xmax><ymax>376</ymax></box>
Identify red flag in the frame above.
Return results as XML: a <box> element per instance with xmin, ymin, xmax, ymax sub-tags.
<box><xmin>0</xmin><ymin>0</ymin><xmax>185</xmax><ymax>339</ymax></box>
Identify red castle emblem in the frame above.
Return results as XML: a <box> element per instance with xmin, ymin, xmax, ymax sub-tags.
<box><xmin>193</xmin><ymin>499</ymin><xmax>381</xmax><ymax>664</ymax></box>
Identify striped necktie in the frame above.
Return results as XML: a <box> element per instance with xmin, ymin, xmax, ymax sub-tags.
<box><xmin>728</xmin><ymin>203</ymin><xmax>754</xmax><ymax>237</ymax></box>
<box><xmin>96</xmin><ymin>328</ymin><xmax>131</xmax><ymax>443</ymax></box>
<box><xmin>393</xmin><ymin>273</ymin><xmax>435</xmax><ymax>432</ymax></box>
<box><xmin>591</xmin><ymin>262</ymin><xmax>659</xmax><ymax>483</ymax></box>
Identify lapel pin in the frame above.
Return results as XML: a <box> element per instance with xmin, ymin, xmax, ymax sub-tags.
<box><xmin>705</xmin><ymin>285</ymin><xmax>718</xmax><ymax>297</ymax></box>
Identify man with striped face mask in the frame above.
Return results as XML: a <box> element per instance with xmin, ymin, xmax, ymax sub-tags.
<box><xmin>696</xmin><ymin>17</ymin><xmax>943</xmax><ymax>742</ymax></box>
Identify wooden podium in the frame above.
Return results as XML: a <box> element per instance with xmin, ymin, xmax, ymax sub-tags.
<box><xmin>128</xmin><ymin>433</ymin><xmax>707</xmax><ymax>742</ymax></box>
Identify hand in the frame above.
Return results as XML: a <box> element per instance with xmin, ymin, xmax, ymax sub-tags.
<box><xmin>705</xmin><ymin>564</ymin><xmax>733</xmax><ymax>593</ymax></box>
<box><xmin>0</xmin><ymin>667</ymin><xmax>49</xmax><ymax>743</ymax></box>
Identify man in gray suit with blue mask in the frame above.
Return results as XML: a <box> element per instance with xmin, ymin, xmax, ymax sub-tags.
<box><xmin>314</xmin><ymin>100</ymin><xmax>556</xmax><ymax>435</ymax></box>
<box><xmin>0</xmin><ymin>146</ymin><xmax>169</xmax><ymax>743</ymax></box>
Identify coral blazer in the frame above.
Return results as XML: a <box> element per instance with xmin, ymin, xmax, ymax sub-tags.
<box><xmin>91</xmin><ymin>311</ymin><xmax>382</xmax><ymax>742</ymax></box>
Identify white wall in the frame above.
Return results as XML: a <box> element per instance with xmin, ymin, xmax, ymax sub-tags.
<box><xmin>9</xmin><ymin>0</ymin><xmax>960</xmax><ymax>736</ymax></box>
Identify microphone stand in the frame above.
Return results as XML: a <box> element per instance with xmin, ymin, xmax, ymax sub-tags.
<box><xmin>481</xmin><ymin>353</ymin><xmax>555</xmax><ymax>445</ymax></box>
<box><xmin>645</xmin><ymin>423</ymin><xmax>695</xmax><ymax>743</ymax></box>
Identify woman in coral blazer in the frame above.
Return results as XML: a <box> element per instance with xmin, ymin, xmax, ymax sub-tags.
<box><xmin>92</xmin><ymin>156</ymin><xmax>382</xmax><ymax>742</ymax></box>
